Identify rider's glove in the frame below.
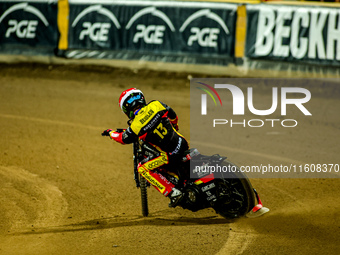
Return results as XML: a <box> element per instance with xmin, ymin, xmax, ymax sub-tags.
<box><xmin>102</xmin><ymin>129</ymin><xmax>125</xmax><ymax>144</ymax></box>
<box><xmin>169</xmin><ymin>116</ymin><xmax>179</xmax><ymax>131</ymax></box>
<box><xmin>110</xmin><ymin>131</ymin><xmax>125</xmax><ymax>144</ymax></box>
<box><xmin>102</xmin><ymin>129</ymin><xmax>114</xmax><ymax>137</ymax></box>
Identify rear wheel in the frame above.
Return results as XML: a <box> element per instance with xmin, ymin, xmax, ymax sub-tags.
<box><xmin>139</xmin><ymin>175</ymin><xmax>149</xmax><ymax>217</ymax></box>
<box><xmin>213</xmin><ymin>160</ymin><xmax>256</xmax><ymax>219</ymax></box>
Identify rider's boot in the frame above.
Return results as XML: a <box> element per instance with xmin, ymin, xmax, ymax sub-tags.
<box><xmin>168</xmin><ymin>188</ymin><xmax>183</xmax><ymax>208</ymax></box>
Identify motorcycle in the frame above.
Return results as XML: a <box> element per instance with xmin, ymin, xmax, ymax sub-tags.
<box><xmin>119</xmin><ymin>129</ymin><xmax>269</xmax><ymax>219</ymax></box>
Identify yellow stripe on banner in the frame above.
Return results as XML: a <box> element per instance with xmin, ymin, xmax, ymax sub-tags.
<box><xmin>235</xmin><ymin>5</ymin><xmax>247</xmax><ymax>58</ymax></box>
<box><xmin>57</xmin><ymin>0</ymin><xmax>69</xmax><ymax>50</ymax></box>
<box><xmin>182</xmin><ymin>0</ymin><xmax>260</xmax><ymax>3</ymax></box>
<box><xmin>265</xmin><ymin>1</ymin><xmax>340</xmax><ymax>8</ymax></box>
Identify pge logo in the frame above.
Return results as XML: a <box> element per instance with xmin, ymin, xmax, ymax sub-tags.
<box><xmin>72</xmin><ymin>5</ymin><xmax>120</xmax><ymax>42</ymax></box>
<box><xmin>180</xmin><ymin>9</ymin><xmax>229</xmax><ymax>47</ymax></box>
<box><xmin>0</xmin><ymin>3</ymin><xmax>49</xmax><ymax>39</ymax></box>
<box><xmin>126</xmin><ymin>7</ymin><xmax>175</xmax><ymax>45</ymax></box>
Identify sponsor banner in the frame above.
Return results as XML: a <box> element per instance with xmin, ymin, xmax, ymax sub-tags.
<box><xmin>68</xmin><ymin>4</ymin><xmax>122</xmax><ymax>50</ymax></box>
<box><xmin>246</xmin><ymin>4</ymin><xmax>340</xmax><ymax>66</ymax></box>
<box><xmin>0</xmin><ymin>0</ymin><xmax>59</xmax><ymax>55</ymax></box>
<box><xmin>66</xmin><ymin>1</ymin><xmax>237</xmax><ymax>64</ymax></box>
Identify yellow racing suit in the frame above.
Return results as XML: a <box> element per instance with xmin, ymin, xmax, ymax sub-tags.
<box><xmin>120</xmin><ymin>100</ymin><xmax>189</xmax><ymax>196</ymax></box>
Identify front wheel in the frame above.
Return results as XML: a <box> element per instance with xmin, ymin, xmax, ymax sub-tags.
<box><xmin>139</xmin><ymin>175</ymin><xmax>149</xmax><ymax>217</ymax></box>
<box><xmin>213</xmin><ymin>160</ymin><xmax>256</xmax><ymax>219</ymax></box>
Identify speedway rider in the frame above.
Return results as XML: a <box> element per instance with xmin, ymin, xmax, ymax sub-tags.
<box><xmin>102</xmin><ymin>88</ymin><xmax>189</xmax><ymax>208</ymax></box>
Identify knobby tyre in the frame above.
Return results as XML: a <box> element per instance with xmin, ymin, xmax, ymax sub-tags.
<box><xmin>139</xmin><ymin>174</ymin><xmax>149</xmax><ymax>217</ymax></box>
<box><xmin>214</xmin><ymin>160</ymin><xmax>256</xmax><ymax>219</ymax></box>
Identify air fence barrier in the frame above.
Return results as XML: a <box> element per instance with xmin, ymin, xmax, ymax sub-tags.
<box><xmin>0</xmin><ymin>0</ymin><xmax>339</xmax><ymax>77</ymax></box>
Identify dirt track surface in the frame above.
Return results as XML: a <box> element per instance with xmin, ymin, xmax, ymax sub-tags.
<box><xmin>0</xmin><ymin>64</ymin><xmax>339</xmax><ymax>255</ymax></box>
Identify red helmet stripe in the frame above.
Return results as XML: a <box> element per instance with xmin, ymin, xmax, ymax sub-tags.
<box><xmin>119</xmin><ymin>88</ymin><xmax>143</xmax><ymax>110</ymax></box>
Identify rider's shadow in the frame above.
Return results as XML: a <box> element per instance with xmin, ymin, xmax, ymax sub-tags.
<box><xmin>12</xmin><ymin>211</ymin><xmax>233</xmax><ymax>236</ymax></box>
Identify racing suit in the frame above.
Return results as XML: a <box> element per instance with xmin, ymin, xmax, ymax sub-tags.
<box><xmin>111</xmin><ymin>100</ymin><xmax>189</xmax><ymax>197</ymax></box>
